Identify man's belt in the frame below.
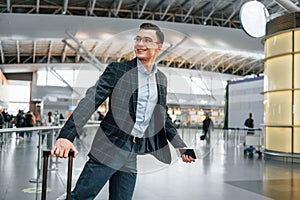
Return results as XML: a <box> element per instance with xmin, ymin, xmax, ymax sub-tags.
<box><xmin>128</xmin><ymin>135</ymin><xmax>142</xmax><ymax>145</ymax></box>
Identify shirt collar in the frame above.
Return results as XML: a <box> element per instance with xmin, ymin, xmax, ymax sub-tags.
<box><xmin>137</xmin><ymin>58</ymin><xmax>157</xmax><ymax>75</ymax></box>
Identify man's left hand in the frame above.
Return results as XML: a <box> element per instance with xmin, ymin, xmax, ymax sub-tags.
<box><xmin>181</xmin><ymin>154</ymin><xmax>196</xmax><ymax>163</ymax></box>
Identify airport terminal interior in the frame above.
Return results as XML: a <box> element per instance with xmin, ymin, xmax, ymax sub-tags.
<box><xmin>1</xmin><ymin>0</ymin><xmax>300</xmax><ymax>199</ymax></box>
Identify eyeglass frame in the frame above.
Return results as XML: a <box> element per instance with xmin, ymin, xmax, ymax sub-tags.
<box><xmin>133</xmin><ymin>36</ymin><xmax>161</xmax><ymax>45</ymax></box>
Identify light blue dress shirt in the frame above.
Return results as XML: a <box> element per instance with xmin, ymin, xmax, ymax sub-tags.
<box><xmin>131</xmin><ymin>59</ymin><xmax>158</xmax><ymax>138</ymax></box>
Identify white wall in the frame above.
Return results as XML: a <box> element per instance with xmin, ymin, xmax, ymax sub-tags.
<box><xmin>228</xmin><ymin>76</ymin><xmax>264</xmax><ymax>129</ymax></box>
<box><xmin>160</xmin><ymin>67</ymin><xmax>238</xmax><ymax>107</ymax></box>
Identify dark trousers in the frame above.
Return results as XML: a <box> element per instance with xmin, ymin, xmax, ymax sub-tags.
<box><xmin>203</xmin><ymin>129</ymin><xmax>211</xmax><ymax>143</ymax></box>
<box><xmin>71</xmin><ymin>153</ymin><xmax>137</xmax><ymax>200</ymax></box>
<box><xmin>203</xmin><ymin>129</ymin><xmax>210</xmax><ymax>139</ymax></box>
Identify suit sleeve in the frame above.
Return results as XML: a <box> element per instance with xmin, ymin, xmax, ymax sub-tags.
<box><xmin>156</xmin><ymin>70</ymin><xmax>187</xmax><ymax>148</ymax></box>
<box><xmin>57</xmin><ymin>63</ymin><xmax>118</xmax><ymax>142</ymax></box>
<box><xmin>165</xmin><ymin>107</ymin><xmax>187</xmax><ymax>148</ymax></box>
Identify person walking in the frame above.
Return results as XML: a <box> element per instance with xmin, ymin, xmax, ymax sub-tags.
<box><xmin>24</xmin><ymin>111</ymin><xmax>36</xmax><ymax>140</ymax></box>
<box><xmin>244</xmin><ymin>113</ymin><xmax>254</xmax><ymax>134</ymax></box>
<box><xmin>14</xmin><ymin>110</ymin><xmax>25</xmax><ymax>138</ymax></box>
<box><xmin>0</xmin><ymin>108</ymin><xmax>4</xmax><ymax>129</ymax></box>
<box><xmin>201</xmin><ymin>113</ymin><xmax>214</xmax><ymax>142</ymax></box>
<box><xmin>51</xmin><ymin>23</ymin><xmax>195</xmax><ymax>200</ymax></box>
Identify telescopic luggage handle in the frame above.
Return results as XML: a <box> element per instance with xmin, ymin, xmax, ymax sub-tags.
<box><xmin>41</xmin><ymin>150</ymin><xmax>74</xmax><ymax>200</ymax></box>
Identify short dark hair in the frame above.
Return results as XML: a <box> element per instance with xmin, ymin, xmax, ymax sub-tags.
<box><xmin>139</xmin><ymin>23</ymin><xmax>164</xmax><ymax>44</ymax></box>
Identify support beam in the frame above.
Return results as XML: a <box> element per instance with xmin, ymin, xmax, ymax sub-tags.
<box><xmin>160</xmin><ymin>0</ymin><xmax>174</xmax><ymax>20</ymax></box>
<box><xmin>62</xmin><ymin>40</ymin><xmax>104</xmax><ymax>72</ymax></box>
<box><xmin>89</xmin><ymin>0</ymin><xmax>96</xmax><ymax>15</ymax></box>
<box><xmin>221</xmin><ymin>56</ymin><xmax>249</xmax><ymax>73</ymax></box>
<box><xmin>244</xmin><ymin>60</ymin><xmax>263</xmax><ymax>75</ymax></box>
<box><xmin>27</xmin><ymin>7</ymin><xmax>36</xmax><ymax>14</ymax></box>
<box><xmin>232</xmin><ymin>61</ymin><xmax>248</xmax><ymax>74</ymax></box>
<box><xmin>212</xmin><ymin>53</ymin><xmax>234</xmax><ymax>69</ymax></box>
<box><xmin>138</xmin><ymin>0</ymin><xmax>150</xmax><ymax>18</ymax></box>
<box><xmin>61</xmin><ymin>43</ymin><xmax>68</xmax><ymax>63</ymax></box>
<box><xmin>202</xmin><ymin>53</ymin><xmax>224</xmax><ymax>69</ymax></box>
<box><xmin>244</xmin><ymin>65</ymin><xmax>257</xmax><ymax>75</ymax></box>
<box><xmin>156</xmin><ymin>35</ymin><xmax>188</xmax><ymax>64</ymax></box>
<box><xmin>177</xmin><ymin>49</ymin><xmax>194</xmax><ymax>67</ymax></box>
<box><xmin>223</xmin><ymin>0</ymin><xmax>244</xmax><ymax>26</ymax></box>
<box><xmin>224</xmin><ymin>56</ymin><xmax>248</xmax><ymax>69</ymax></box>
<box><xmin>182</xmin><ymin>1</ymin><xmax>196</xmax><ymax>22</ymax></box>
<box><xmin>108</xmin><ymin>44</ymin><xmax>126</xmax><ymax>63</ymax></box>
<box><xmin>63</xmin><ymin>0</ymin><xmax>69</xmax><ymax>14</ymax></box>
<box><xmin>53</xmin><ymin>8</ymin><xmax>62</xmax><ymax>14</ymax></box>
<box><xmin>75</xmin><ymin>41</ymin><xmax>83</xmax><ymax>63</ymax></box>
<box><xmin>33</xmin><ymin>40</ymin><xmax>36</xmax><ymax>63</ymax></box>
<box><xmin>166</xmin><ymin>57</ymin><xmax>175</xmax><ymax>67</ymax></box>
<box><xmin>22</xmin><ymin>56</ymin><xmax>33</xmax><ymax>64</ymax></box>
<box><xmin>36</xmin><ymin>0</ymin><xmax>40</xmax><ymax>13</ymax></box>
<box><xmin>242</xmin><ymin>58</ymin><xmax>261</xmax><ymax>68</ymax></box>
<box><xmin>63</xmin><ymin>38</ymin><xmax>105</xmax><ymax>71</ymax></box>
<box><xmin>114</xmin><ymin>0</ymin><xmax>123</xmax><ymax>16</ymax></box>
<box><xmin>16</xmin><ymin>40</ymin><xmax>20</xmax><ymax>64</ymax></box>
<box><xmin>0</xmin><ymin>41</ymin><xmax>5</xmax><ymax>64</ymax></box>
<box><xmin>6</xmin><ymin>0</ymin><xmax>10</xmax><ymax>13</ymax></box>
<box><xmin>203</xmin><ymin>0</ymin><xmax>223</xmax><ymax>25</ymax></box>
<box><xmin>49</xmin><ymin>67</ymin><xmax>81</xmax><ymax>96</ymax></box>
<box><xmin>66</xmin><ymin>32</ymin><xmax>105</xmax><ymax>71</ymax></box>
<box><xmin>47</xmin><ymin>41</ymin><xmax>53</xmax><ymax>64</ymax></box>
<box><xmin>189</xmin><ymin>51</ymin><xmax>214</xmax><ymax>69</ymax></box>
<box><xmin>275</xmin><ymin>0</ymin><xmax>300</xmax><ymax>12</ymax></box>
<box><xmin>100</xmin><ymin>42</ymin><xmax>113</xmax><ymax>62</ymax></box>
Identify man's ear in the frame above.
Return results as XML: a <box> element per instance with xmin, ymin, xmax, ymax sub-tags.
<box><xmin>157</xmin><ymin>43</ymin><xmax>163</xmax><ymax>51</ymax></box>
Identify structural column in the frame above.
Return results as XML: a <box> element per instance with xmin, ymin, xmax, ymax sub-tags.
<box><xmin>264</xmin><ymin>12</ymin><xmax>300</xmax><ymax>161</ymax></box>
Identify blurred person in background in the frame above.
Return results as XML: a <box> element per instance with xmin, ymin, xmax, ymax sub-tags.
<box><xmin>24</xmin><ymin>111</ymin><xmax>36</xmax><ymax>140</ymax></box>
<box><xmin>201</xmin><ymin>113</ymin><xmax>214</xmax><ymax>142</ymax></box>
<box><xmin>14</xmin><ymin>110</ymin><xmax>25</xmax><ymax>138</ymax></box>
<box><xmin>0</xmin><ymin>107</ymin><xmax>4</xmax><ymax>129</ymax></box>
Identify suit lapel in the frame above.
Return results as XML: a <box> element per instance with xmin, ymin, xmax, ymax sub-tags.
<box><xmin>155</xmin><ymin>71</ymin><xmax>165</xmax><ymax>104</ymax></box>
<box><xmin>130</xmin><ymin>60</ymin><xmax>139</xmax><ymax>116</ymax></box>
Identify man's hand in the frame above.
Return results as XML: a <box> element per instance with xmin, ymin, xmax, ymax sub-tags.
<box><xmin>50</xmin><ymin>138</ymin><xmax>79</xmax><ymax>158</ymax></box>
<box><xmin>181</xmin><ymin>154</ymin><xmax>196</xmax><ymax>163</ymax></box>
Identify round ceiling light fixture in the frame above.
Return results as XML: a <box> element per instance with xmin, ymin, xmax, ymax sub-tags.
<box><xmin>240</xmin><ymin>0</ymin><xmax>269</xmax><ymax>38</ymax></box>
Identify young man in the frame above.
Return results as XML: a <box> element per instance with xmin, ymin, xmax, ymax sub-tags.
<box><xmin>51</xmin><ymin>23</ymin><xmax>195</xmax><ymax>200</ymax></box>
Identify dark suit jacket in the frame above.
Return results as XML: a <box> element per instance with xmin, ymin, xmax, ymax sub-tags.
<box><xmin>58</xmin><ymin>58</ymin><xmax>186</xmax><ymax>165</ymax></box>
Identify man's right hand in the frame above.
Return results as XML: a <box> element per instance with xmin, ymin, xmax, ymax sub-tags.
<box><xmin>50</xmin><ymin>138</ymin><xmax>79</xmax><ymax>158</ymax></box>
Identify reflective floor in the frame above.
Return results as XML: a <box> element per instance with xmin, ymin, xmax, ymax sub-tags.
<box><xmin>1</xmin><ymin>128</ymin><xmax>300</xmax><ymax>200</ymax></box>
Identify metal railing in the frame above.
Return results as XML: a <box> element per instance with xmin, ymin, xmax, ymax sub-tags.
<box><xmin>0</xmin><ymin>124</ymin><xmax>264</xmax><ymax>199</ymax></box>
<box><xmin>0</xmin><ymin>122</ymin><xmax>101</xmax><ymax>185</ymax></box>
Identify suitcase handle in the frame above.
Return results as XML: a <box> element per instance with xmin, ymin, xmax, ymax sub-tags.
<box><xmin>41</xmin><ymin>150</ymin><xmax>74</xmax><ymax>200</ymax></box>
<box><xmin>42</xmin><ymin>150</ymin><xmax>74</xmax><ymax>157</ymax></box>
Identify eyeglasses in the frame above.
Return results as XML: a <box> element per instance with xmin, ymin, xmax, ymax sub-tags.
<box><xmin>134</xmin><ymin>36</ymin><xmax>159</xmax><ymax>45</ymax></box>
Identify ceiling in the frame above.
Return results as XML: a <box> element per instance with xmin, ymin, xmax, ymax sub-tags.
<box><xmin>0</xmin><ymin>0</ymin><xmax>300</xmax><ymax>76</ymax></box>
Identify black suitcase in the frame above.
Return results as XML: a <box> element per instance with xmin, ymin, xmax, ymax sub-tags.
<box><xmin>41</xmin><ymin>150</ymin><xmax>74</xmax><ymax>200</ymax></box>
<box><xmin>200</xmin><ymin>135</ymin><xmax>206</xmax><ymax>140</ymax></box>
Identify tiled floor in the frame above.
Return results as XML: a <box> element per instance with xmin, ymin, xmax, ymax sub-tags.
<box><xmin>1</xmin><ymin>128</ymin><xmax>300</xmax><ymax>200</ymax></box>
